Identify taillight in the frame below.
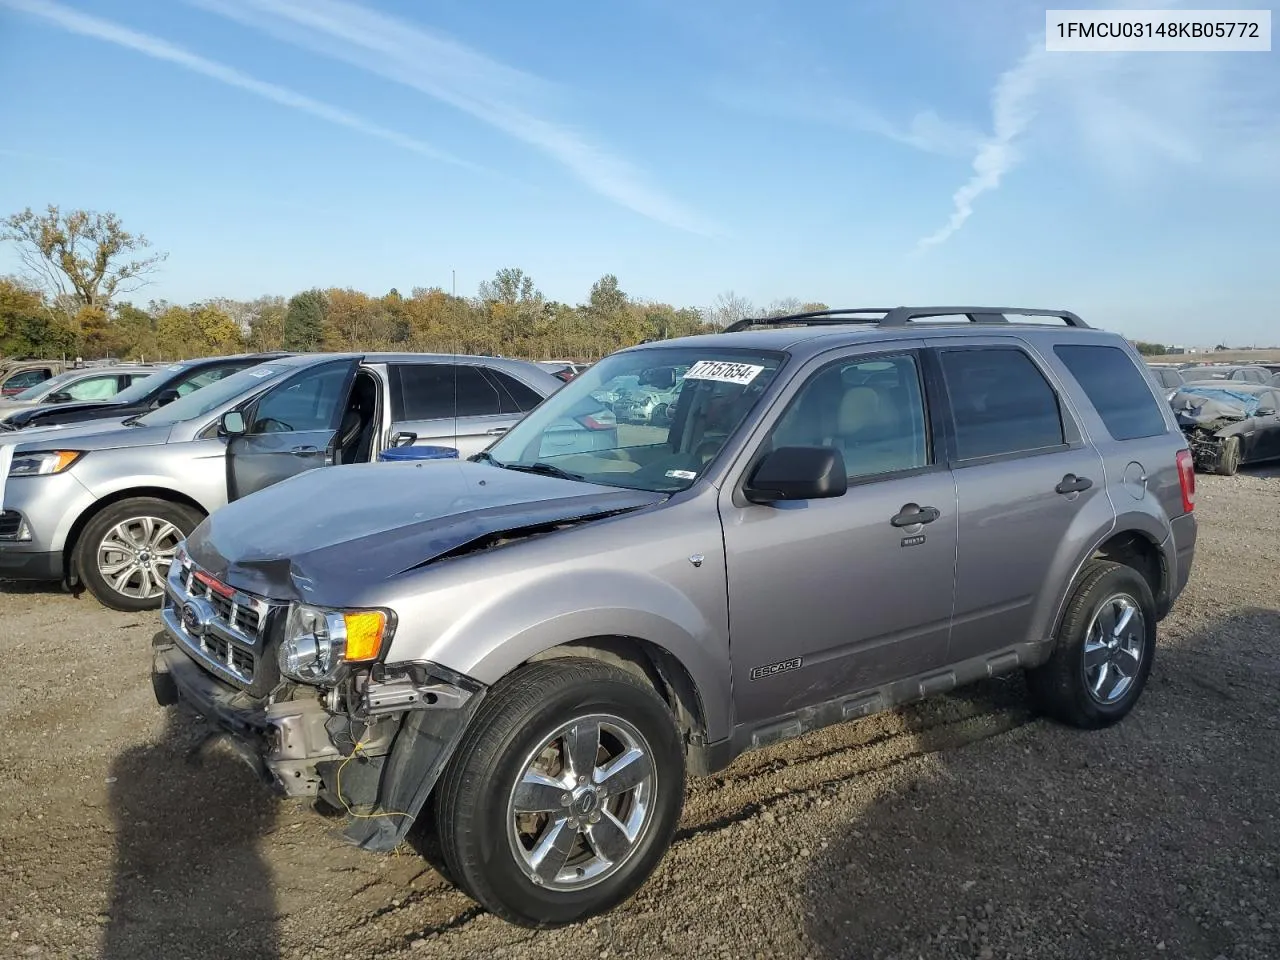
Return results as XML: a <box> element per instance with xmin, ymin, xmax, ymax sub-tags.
<box><xmin>576</xmin><ymin>412</ymin><xmax>615</xmax><ymax>431</ymax></box>
<box><xmin>1176</xmin><ymin>449</ymin><xmax>1196</xmax><ymax>513</ymax></box>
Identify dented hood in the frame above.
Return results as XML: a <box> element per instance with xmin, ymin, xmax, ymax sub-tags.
<box><xmin>185</xmin><ymin>460</ymin><xmax>664</xmax><ymax>602</ymax></box>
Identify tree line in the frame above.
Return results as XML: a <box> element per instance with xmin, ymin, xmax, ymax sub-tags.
<box><xmin>1</xmin><ymin>206</ymin><xmax>822</xmax><ymax>362</ymax></box>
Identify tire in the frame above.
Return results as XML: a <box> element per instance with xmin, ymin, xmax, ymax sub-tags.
<box><xmin>1026</xmin><ymin>559</ymin><xmax>1157</xmax><ymax>729</ymax></box>
<box><xmin>652</xmin><ymin>403</ymin><xmax>668</xmax><ymax>423</ymax></box>
<box><xmin>434</xmin><ymin>658</ymin><xmax>685</xmax><ymax>927</ymax></box>
<box><xmin>1214</xmin><ymin>436</ymin><xmax>1241</xmax><ymax>476</ymax></box>
<box><xmin>75</xmin><ymin>497</ymin><xmax>203</xmax><ymax>611</ymax></box>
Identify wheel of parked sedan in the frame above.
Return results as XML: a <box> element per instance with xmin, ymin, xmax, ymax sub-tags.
<box><xmin>652</xmin><ymin>403</ymin><xmax>669</xmax><ymax>423</ymax></box>
<box><xmin>433</xmin><ymin>658</ymin><xmax>685</xmax><ymax>927</ymax></box>
<box><xmin>1214</xmin><ymin>436</ymin><xmax>1241</xmax><ymax>476</ymax></box>
<box><xmin>75</xmin><ymin>497</ymin><xmax>204</xmax><ymax>611</ymax></box>
<box><xmin>1025</xmin><ymin>559</ymin><xmax>1157</xmax><ymax>729</ymax></box>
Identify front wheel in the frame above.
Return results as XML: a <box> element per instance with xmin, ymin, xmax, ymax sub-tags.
<box><xmin>74</xmin><ymin>497</ymin><xmax>203</xmax><ymax>611</ymax></box>
<box><xmin>1026</xmin><ymin>559</ymin><xmax>1157</xmax><ymax>728</ymax></box>
<box><xmin>433</xmin><ymin>658</ymin><xmax>685</xmax><ymax>927</ymax></box>
<box><xmin>1214</xmin><ymin>435</ymin><xmax>1241</xmax><ymax>476</ymax></box>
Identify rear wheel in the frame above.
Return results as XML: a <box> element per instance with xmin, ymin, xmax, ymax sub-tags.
<box><xmin>1214</xmin><ymin>435</ymin><xmax>1241</xmax><ymax>476</ymax></box>
<box><xmin>434</xmin><ymin>658</ymin><xmax>685</xmax><ymax>927</ymax></box>
<box><xmin>75</xmin><ymin>497</ymin><xmax>203</xmax><ymax>611</ymax></box>
<box><xmin>1026</xmin><ymin>560</ymin><xmax>1156</xmax><ymax>728</ymax></box>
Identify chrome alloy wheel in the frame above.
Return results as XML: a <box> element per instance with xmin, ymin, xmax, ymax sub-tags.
<box><xmin>96</xmin><ymin>516</ymin><xmax>182</xmax><ymax>600</ymax></box>
<box><xmin>1082</xmin><ymin>593</ymin><xmax>1146</xmax><ymax>705</ymax></box>
<box><xmin>507</xmin><ymin>714</ymin><xmax>656</xmax><ymax>891</ymax></box>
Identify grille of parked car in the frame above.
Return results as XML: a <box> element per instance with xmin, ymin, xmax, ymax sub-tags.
<box><xmin>164</xmin><ymin>553</ymin><xmax>277</xmax><ymax>688</ymax></box>
<box><xmin>0</xmin><ymin>510</ymin><xmax>22</xmax><ymax>539</ymax></box>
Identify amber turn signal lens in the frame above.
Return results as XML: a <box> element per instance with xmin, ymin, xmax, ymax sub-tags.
<box><xmin>342</xmin><ymin>610</ymin><xmax>387</xmax><ymax>661</ymax></box>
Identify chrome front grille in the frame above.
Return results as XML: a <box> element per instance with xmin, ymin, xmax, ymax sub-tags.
<box><xmin>187</xmin><ymin>573</ymin><xmax>262</xmax><ymax>637</ymax></box>
<box><xmin>163</xmin><ymin>550</ymin><xmax>279</xmax><ymax>690</ymax></box>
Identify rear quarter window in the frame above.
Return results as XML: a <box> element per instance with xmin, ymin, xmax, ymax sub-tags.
<box><xmin>1055</xmin><ymin>344</ymin><xmax>1168</xmax><ymax>441</ymax></box>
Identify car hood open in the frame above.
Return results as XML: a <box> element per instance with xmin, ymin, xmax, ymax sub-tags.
<box><xmin>185</xmin><ymin>460</ymin><xmax>665</xmax><ymax>602</ymax></box>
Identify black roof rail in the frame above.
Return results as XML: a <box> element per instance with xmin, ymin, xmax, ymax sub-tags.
<box><xmin>723</xmin><ymin>306</ymin><xmax>1090</xmax><ymax>333</ymax></box>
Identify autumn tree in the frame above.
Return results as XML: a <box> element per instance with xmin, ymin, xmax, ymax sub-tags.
<box><xmin>111</xmin><ymin>303</ymin><xmax>160</xmax><ymax>359</ymax></box>
<box><xmin>1</xmin><ymin>206</ymin><xmax>167</xmax><ymax>318</ymax></box>
<box><xmin>1</xmin><ymin>277</ymin><xmax>75</xmax><ymax>357</ymax></box>
<box><xmin>284</xmin><ymin>289</ymin><xmax>327</xmax><ymax>351</ymax></box>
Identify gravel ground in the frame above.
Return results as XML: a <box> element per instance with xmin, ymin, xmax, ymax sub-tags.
<box><xmin>2</xmin><ymin>469</ymin><xmax>1278</xmax><ymax>960</ymax></box>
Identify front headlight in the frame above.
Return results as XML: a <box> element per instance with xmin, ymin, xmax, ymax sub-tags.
<box><xmin>278</xmin><ymin>603</ymin><xmax>393</xmax><ymax>683</ymax></box>
<box><xmin>9</xmin><ymin>450</ymin><xmax>83</xmax><ymax>477</ymax></box>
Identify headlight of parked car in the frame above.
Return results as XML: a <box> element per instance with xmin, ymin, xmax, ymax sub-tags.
<box><xmin>278</xmin><ymin>603</ymin><xmax>394</xmax><ymax>683</ymax></box>
<box><xmin>9</xmin><ymin>450</ymin><xmax>84</xmax><ymax>477</ymax></box>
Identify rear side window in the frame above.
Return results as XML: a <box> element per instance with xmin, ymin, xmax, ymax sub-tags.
<box><xmin>1055</xmin><ymin>345</ymin><xmax>1167</xmax><ymax>441</ymax></box>
<box><xmin>482</xmin><ymin>368</ymin><xmax>544</xmax><ymax>413</ymax></box>
<box><xmin>455</xmin><ymin>365</ymin><xmax>502</xmax><ymax>418</ymax></box>
<box><xmin>391</xmin><ymin>363</ymin><xmax>455</xmax><ymax>421</ymax></box>
<box><xmin>940</xmin><ymin>348</ymin><xmax>1065</xmax><ymax>460</ymax></box>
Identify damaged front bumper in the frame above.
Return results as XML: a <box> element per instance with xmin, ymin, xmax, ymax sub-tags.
<box><xmin>152</xmin><ymin>632</ymin><xmax>485</xmax><ymax>852</ymax></box>
<box><xmin>1182</xmin><ymin>426</ymin><xmax>1231</xmax><ymax>471</ymax></box>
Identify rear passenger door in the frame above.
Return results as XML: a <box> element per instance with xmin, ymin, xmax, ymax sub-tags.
<box><xmin>387</xmin><ymin>363</ymin><xmax>457</xmax><ymax>451</ymax></box>
<box><xmin>936</xmin><ymin>341</ymin><xmax>1111</xmax><ymax>662</ymax></box>
<box><xmin>453</xmin><ymin>364</ymin><xmax>532</xmax><ymax>457</ymax></box>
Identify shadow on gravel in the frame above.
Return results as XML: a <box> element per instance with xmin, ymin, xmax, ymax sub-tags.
<box><xmin>104</xmin><ymin>709</ymin><xmax>281</xmax><ymax>960</ymax></box>
<box><xmin>802</xmin><ymin>610</ymin><xmax>1280</xmax><ymax>960</ymax></box>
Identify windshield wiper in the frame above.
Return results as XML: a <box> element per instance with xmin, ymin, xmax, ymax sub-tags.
<box><xmin>121</xmin><ymin>415</ymin><xmax>144</xmax><ymax>426</ymax></box>
<box><xmin>469</xmin><ymin>450</ymin><xmax>501</xmax><ymax>465</ymax></box>
<box><xmin>501</xmin><ymin>461</ymin><xmax>584</xmax><ymax>481</ymax></box>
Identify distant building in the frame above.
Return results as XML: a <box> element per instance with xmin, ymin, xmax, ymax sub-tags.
<box><xmin>1166</xmin><ymin>345</ymin><xmax>1197</xmax><ymax>355</ymax></box>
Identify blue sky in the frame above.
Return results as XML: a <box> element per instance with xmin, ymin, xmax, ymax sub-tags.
<box><xmin>1</xmin><ymin>0</ymin><xmax>1277</xmax><ymax>344</ymax></box>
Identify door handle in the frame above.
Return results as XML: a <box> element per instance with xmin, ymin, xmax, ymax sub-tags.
<box><xmin>1055</xmin><ymin>473</ymin><xmax>1093</xmax><ymax>495</ymax></box>
<box><xmin>290</xmin><ymin>445</ymin><xmax>319</xmax><ymax>457</ymax></box>
<box><xmin>485</xmin><ymin>426</ymin><xmax>510</xmax><ymax>436</ymax></box>
<box><xmin>890</xmin><ymin>503</ymin><xmax>940</xmax><ymax>527</ymax></box>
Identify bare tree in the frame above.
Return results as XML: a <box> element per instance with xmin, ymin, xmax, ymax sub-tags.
<box><xmin>763</xmin><ymin>297</ymin><xmax>803</xmax><ymax>317</ymax></box>
<box><xmin>703</xmin><ymin>290</ymin><xmax>755</xmax><ymax>331</ymax></box>
<box><xmin>1</xmin><ymin>206</ymin><xmax>168</xmax><ymax>315</ymax></box>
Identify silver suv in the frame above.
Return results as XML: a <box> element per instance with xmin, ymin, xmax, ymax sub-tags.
<box><xmin>151</xmin><ymin>308</ymin><xmax>1198</xmax><ymax>927</ymax></box>
<box><xmin>0</xmin><ymin>353</ymin><xmax>562</xmax><ymax>609</ymax></box>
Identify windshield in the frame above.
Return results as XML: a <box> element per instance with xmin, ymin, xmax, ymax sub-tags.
<box><xmin>13</xmin><ymin>369</ymin><xmax>81</xmax><ymax>401</ymax></box>
<box><xmin>485</xmin><ymin>347</ymin><xmax>783</xmax><ymax>492</ymax></box>
<box><xmin>135</xmin><ymin>361</ymin><xmax>291</xmax><ymax>427</ymax></box>
<box><xmin>109</xmin><ymin>364</ymin><xmax>189</xmax><ymax>405</ymax></box>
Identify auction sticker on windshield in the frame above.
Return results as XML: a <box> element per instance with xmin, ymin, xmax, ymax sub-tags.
<box><xmin>684</xmin><ymin>360</ymin><xmax>763</xmax><ymax>385</ymax></box>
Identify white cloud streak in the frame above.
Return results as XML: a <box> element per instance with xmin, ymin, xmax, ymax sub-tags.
<box><xmin>920</xmin><ymin>18</ymin><xmax>1280</xmax><ymax>249</ymax></box>
<box><xmin>1</xmin><ymin>0</ymin><xmax>471</xmax><ymax>168</ymax></box>
<box><xmin>917</xmin><ymin>43</ymin><xmax>1045</xmax><ymax>249</ymax></box>
<box><xmin>712</xmin><ymin>85</ymin><xmax>981</xmax><ymax>160</ymax></box>
<box><xmin>193</xmin><ymin>0</ymin><xmax>718</xmax><ymax>235</ymax></box>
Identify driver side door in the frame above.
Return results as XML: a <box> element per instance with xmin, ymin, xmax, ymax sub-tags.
<box><xmin>226</xmin><ymin>360</ymin><xmax>358</xmax><ymax>501</ymax></box>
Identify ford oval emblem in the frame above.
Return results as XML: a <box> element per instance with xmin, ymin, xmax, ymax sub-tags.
<box><xmin>182</xmin><ymin>600</ymin><xmax>208</xmax><ymax>638</ymax></box>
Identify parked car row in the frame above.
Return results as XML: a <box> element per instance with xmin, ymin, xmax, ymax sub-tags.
<box><xmin>1146</xmin><ymin>360</ymin><xmax>1280</xmax><ymax>473</ymax></box>
<box><xmin>0</xmin><ymin>363</ymin><xmax>158</xmax><ymax>420</ymax></box>
<box><xmin>0</xmin><ymin>352</ymin><xmax>567</xmax><ymax>608</ymax></box>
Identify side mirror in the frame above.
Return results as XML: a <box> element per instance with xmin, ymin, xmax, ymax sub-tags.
<box><xmin>154</xmin><ymin>388</ymin><xmax>181</xmax><ymax>408</ymax></box>
<box><xmin>744</xmin><ymin>446</ymin><xmax>848</xmax><ymax>504</ymax></box>
<box><xmin>391</xmin><ymin>431</ymin><xmax>418</xmax><ymax>448</ymax></box>
<box><xmin>48</xmin><ymin>391</ymin><xmax>72</xmax><ymax>403</ymax></box>
<box><xmin>220</xmin><ymin>410</ymin><xmax>247</xmax><ymax>436</ymax></box>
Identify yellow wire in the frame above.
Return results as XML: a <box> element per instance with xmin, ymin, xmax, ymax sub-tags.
<box><xmin>334</xmin><ymin>737</ymin><xmax>415</xmax><ymax>821</ymax></box>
